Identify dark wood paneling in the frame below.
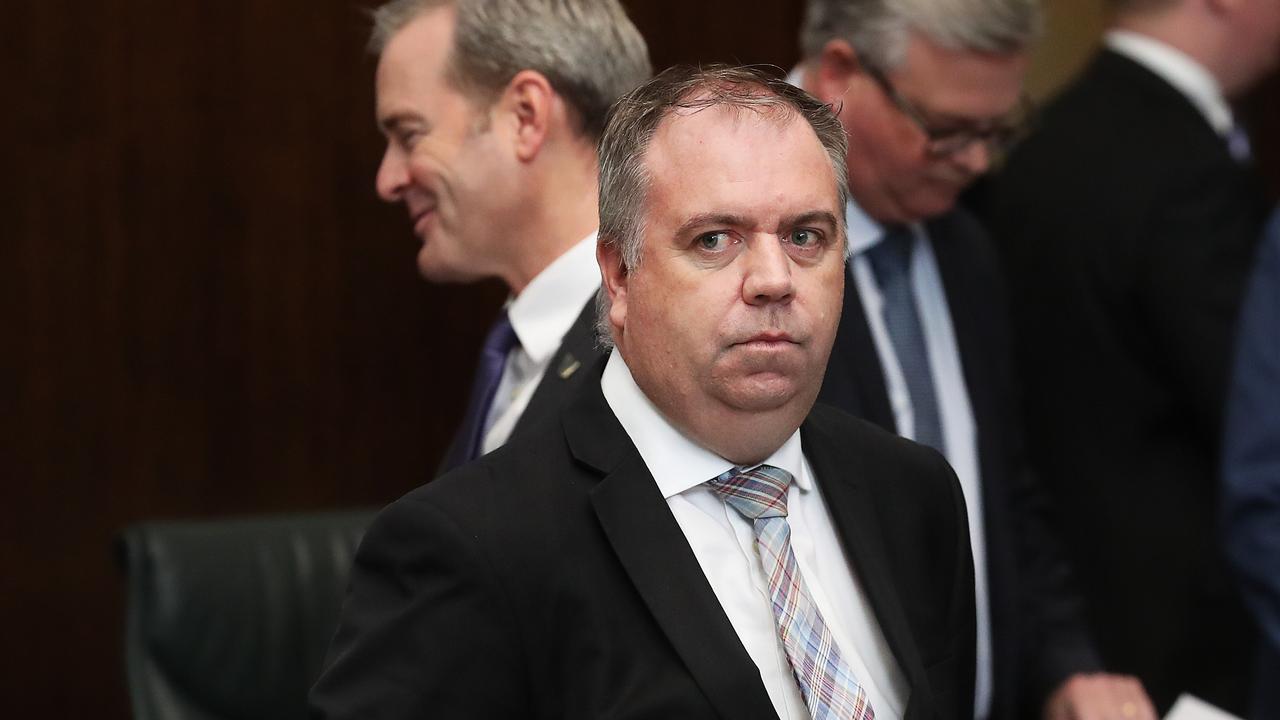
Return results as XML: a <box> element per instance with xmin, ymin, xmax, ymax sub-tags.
<box><xmin>1243</xmin><ymin>72</ymin><xmax>1280</xmax><ymax>200</ymax></box>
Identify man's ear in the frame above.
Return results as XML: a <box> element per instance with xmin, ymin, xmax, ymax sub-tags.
<box><xmin>812</xmin><ymin>38</ymin><xmax>864</xmax><ymax>105</ymax></box>
<box><xmin>496</xmin><ymin>69</ymin><xmax>556</xmax><ymax>162</ymax></box>
<box><xmin>597</xmin><ymin>239</ymin><xmax>630</xmax><ymax>333</ymax></box>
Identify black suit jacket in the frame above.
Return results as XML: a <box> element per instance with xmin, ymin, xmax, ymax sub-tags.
<box><xmin>437</xmin><ymin>299</ymin><xmax>602</xmax><ymax>475</ymax></box>
<box><xmin>986</xmin><ymin>49</ymin><xmax>1268</xmax><ymax>714</ymax></box>
<box><xmin>819</xmin><ymin>209</ymin><xmax>1101</xmax><ymax>719</ymax></box>
<box><xmin>314</xmin><ymin>358</ymin><xmax>977</xmax><ymax>720</ymax></box>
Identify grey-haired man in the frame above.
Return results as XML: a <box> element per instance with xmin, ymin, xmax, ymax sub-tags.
<box><xmin>793</xmin><ymin>1</ymin><xmax>1154</xmax><ymax>718</ymax></box>
<box><xmin>370</xmin><ymin>0</ymin><xmax>650</xmax><ymax>474</ymax></box>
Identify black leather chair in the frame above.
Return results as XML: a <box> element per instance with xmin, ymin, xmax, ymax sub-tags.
<box><xmin>117</xmin><ymin>509</ymin><xmax>377</xmax><ymax>720</ymax></box>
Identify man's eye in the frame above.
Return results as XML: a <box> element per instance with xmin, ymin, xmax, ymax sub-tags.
<box><xmin>398</xmin><ymin>131</ymin><xmax>421</xmax><ymax>149</ymax></box>
<box><xmin>697</xmin><ymin>231</ymin><xmax>731</xmax><ymax>251</ymax></box>
<box><xmin>789</xmin><ymin>228</ymin><xmax>819</xmax><ymax>247</ymax></box>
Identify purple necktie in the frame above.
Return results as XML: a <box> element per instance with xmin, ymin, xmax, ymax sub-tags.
<box><xmin>443</xmin><ymin>310</ymin><xmax>519</xmax><ymax>472</ymax></box>
<box><xmin>1226</xmin><ymin>123</ymin><xmax>1253</xmax><ymax>164</ymax></box>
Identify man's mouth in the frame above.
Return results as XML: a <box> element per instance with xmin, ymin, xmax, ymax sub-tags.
<box><xmin>410</xmin><ymin>206</ymin><xmax>437</xmax><ymax>238</ymax></box>
<box><xmin>734</xmin><ymin>331</ymin><xmax>798</xmax><ymax>348</ymax></box>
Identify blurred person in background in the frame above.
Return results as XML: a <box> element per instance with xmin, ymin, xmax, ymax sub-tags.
<box><xmin>1223</xmin><ymin>209</ymin><xmax>1280</xmax><ymax>720</ymax></box>
<box><xmin>793</xmin><ymin>1</ymin><xmax>1154</xmax><ymax>718</ymax></box>
<box><xmin>987</xmin><ymin>0</ymin><xmax>1280</xmax><ymax>713</ymax></box>
<box><xmin>369</xmin><ymin>0</ymin><xmax>650</xmax><ymax>475</ymax></box>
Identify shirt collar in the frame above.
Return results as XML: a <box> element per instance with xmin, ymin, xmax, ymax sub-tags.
<box><xmin>1105</xmin><ymin>30</ymin><xmax>1234</xmax><ymax>136</ymax></box>
<box><xmin>599</xmin><ymin>351</ymin><xmax>809</xmax><ymax>498</ymax></box>
<box><xmin>507</xmin><ymin>232</ymin><xmax>600</xmax><ymax>364</ymax></box>
<box><xmin>845</xmin><ymin>199</ymin><xmax>920</xmax><ymax>257</ymax></box>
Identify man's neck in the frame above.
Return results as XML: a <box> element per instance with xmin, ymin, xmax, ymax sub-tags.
<box><xmin>1112</xmin><ymin>10</ymin><xmax>1235</xmax><ymax>96</ymax></box>
<box><xmin>505</xmin><ymin>149</ymin><xmax>600</xmax><ymax>296</ymax></box>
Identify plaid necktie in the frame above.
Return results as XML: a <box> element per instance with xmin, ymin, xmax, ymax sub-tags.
<box><xmin>708</xmin><ymin>464</ymin><xmax>875</xmax><ymax>720</ymax></box>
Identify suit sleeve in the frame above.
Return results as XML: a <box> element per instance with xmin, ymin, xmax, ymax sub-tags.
<box><xmin>933</xmin><ymin>447</ymin><xmax>978</xmax><ymax>720</ymax></box>
<box><xmin>1136</xmin><ymin>163</ymin><xmax>1263</xmax><ymax>439</ymax></box>
<box><xmin>309</xmin><ymin>489</ymin><xmax>528</xmax><ymax>719</ymax></box>
<box><xmin>1222</xmin><ymin>222</ymin><xmax>1280</xmax><ymax>662</ymax></box>
<box><xmin>1007</xmin><ymin>462</ymin><xmax>1104</xmax><ymax>706</ymax></box>
<box><xmin>963</xmin><ymin>212</ymin><xmax>1105</xmax><ymax>708</ymax></box>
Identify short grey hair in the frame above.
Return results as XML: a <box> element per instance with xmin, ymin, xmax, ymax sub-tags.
<box><xmin>799</xmin><ymin>0</ymin><xmax>1042</xmax><ymax>71</ymax></box>
<box><xmin>369</xmin><ymin>0</ymin><xmax>652</xmax><ymax>140</ymax></box>
<box><xmin>594</xmin><ymin>65</ymin><xmax>851</xmax><ymax>346</ymax></box>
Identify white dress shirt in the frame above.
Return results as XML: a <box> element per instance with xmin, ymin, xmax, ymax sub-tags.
<box><xmin>600</xmin><ymin>351</ymin><xmax>909</xmax><ymax>720</ymax></box>
<box><xmin>481</xmin><ymin>232</ymin><xmax>600</xmax><ymax>454</ymax></box>
<box><xmin>846</xmin><ymin>200</ymin><xmax>993</xmax><ymax>719</ymax></box>
<box><xmin>1105</xmin><ymin>30</ymin><xmax>1235</xmax><ymax>136</ymax></box>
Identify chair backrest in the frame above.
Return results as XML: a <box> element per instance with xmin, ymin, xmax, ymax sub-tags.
<box><xmin>117</xmin><ymin>509</ymin><xmax>377</xmax><ymax>720</ymax></box>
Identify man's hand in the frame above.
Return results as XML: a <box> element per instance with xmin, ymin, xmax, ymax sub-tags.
<box><xmin>1043</xmin><ymin>673</ymin><xmax>1158</xmax><ymax>720</ymax></box>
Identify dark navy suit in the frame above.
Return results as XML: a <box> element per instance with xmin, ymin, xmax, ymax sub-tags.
<box><xmin>1223</xmin><ymin>210</ymin><xmax>1280</xmax><ymax>719</ymax></box>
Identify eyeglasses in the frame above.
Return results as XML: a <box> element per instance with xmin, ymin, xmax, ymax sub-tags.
<box><xmin>864</xmin><ymin>64</ymin><xmax>1034</xmax><ymax>157</ymax></box>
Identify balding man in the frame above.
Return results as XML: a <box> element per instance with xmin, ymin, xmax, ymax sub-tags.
<box><xmin>793</xmin><ymin>2</ymin><xmax>1153</xmax><ymax>718</ymax></box>
<box><xmin>313</xmin><ymin>65</ymin><xmax>977</xmax><ymax>720</ymax></box>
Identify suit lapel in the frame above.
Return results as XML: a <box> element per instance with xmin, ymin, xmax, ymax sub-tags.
<box><xmin>511</xmin><ymin>298</ymin><xmax>601</xmax><ymax>438</ymax></box>
<box><xmin>563</xmin><ymin>363</ymin><xmax>778</xmax><ymax>720</ymax></box>
<box><xmin>826</xmin><ymin>265</ymin><xmax>896</xmax><ymax>431</ymax></box>
<box><xmin>801</xmin><ymin>413</ymin><xmax>935</xmax><ymax>720</ymax></box>
<box><xmin>928</xmin><ymin>216</ymin><xmax>997</xmax><ymax>470</ymax></box>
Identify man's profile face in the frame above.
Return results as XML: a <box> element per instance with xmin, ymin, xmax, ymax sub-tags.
<box><xmin>823</xmin><ymin>33</ymin><xmax>1028</xmax><ymax>224</ymax></box>
<box><xmin>373</xmin><ymin>6</ymin><xmax>515</xmax><ymax>283</ymax></box>
<box><xmin>604</xmin><ymin>105</ymin><xmax>845</xmax><ymax>460</ymax></box>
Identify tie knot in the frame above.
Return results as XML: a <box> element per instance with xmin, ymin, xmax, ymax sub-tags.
<box><xmin>865</xmin><ymin>225</ymin><xmax>915</xmax><ymax>286</ymax></box>
<box><xmin>707</xmin><ymin>464</ymin><xmax>793</xmax><ymax>519</ymax></box>
<box><xmin>1226</xmin><ymin>123</ymin><xmax>1253</xmax><ymax>164</ymax></box>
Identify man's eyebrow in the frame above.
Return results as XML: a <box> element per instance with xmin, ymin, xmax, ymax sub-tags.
<box><xmin>378</xmin><ymin>111</ymin><xmax>428</xmax><ymax>136</ymax></box>
<box><xmin>784</xmin><ymin>210</ymin><xmax>840</xmax><ymax>230</ymax></box>
<box><xmin>674</xmin><ymin>210</ymin><xmax>840</xmax><ymax>237</ymax></box>
<box><xmin>674</xmin><ymin>212</ymin><xmax>752</xmax><ymax>237</ymax></box>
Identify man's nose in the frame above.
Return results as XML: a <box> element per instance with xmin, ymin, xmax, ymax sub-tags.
<box><xmin>951</xmin><ymin>138</ymin><xmax>991</xmax><ymax>176</ymax></box>
<box><xmin>742</xmin><ymin>238</ymin><xmax>795</xmax><ymax>305</ymax></box>
<box><xmin>375</xmin><ymin>146</ymin><xmax>408</xmax><ymax>202</ymax></box>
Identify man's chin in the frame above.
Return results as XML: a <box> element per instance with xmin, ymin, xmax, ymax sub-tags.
<box><xmin>717</xmin><ymin>374</ymin><xmax>806</xmax><ymax>413</ymax></box>
<box><xmin>416</xmin><ymin>247</ymin><xmax>482</xmax><ymax>285</ymax></box>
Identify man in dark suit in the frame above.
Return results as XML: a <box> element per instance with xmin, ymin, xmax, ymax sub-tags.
<box><xmin>312</xmin><ymin>65</ymin><xmax>977</xmax><ymax>720</ymax></box>
<box><xmin>987</xmin><ymin>0</ymin><xmax>1280</xmax><ymax>714</ymax></box>
<box><xmin>1223</xmin><ymin>210</ymin><xmax>1280</xmax><ymax>719</ymax></box>
<box><xmin>793</xmin><ymin>2</ymin><xmax>1155</xmax><ymax>719</ymax></box>
<box><xmin>369</xmin><ymin>0</ymin><xmax>650</xmax><ymax>473</ymax></box>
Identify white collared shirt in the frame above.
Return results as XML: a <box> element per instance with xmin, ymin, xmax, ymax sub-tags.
<box><xmin>481</xmin><ymin>233</ymin><xmax>600</xmax><ymax>454</ymax></box>
<box><xmin>600</xmin><ymin>351</ymin><xmax>908</xmax><ymax>720</ymax></box>
<box><xmin>845</xmin><ymin>200</ymin><xmax>993</xmax><ymax>719</ymax></box>
<box><xmin>1105</xmin><ymin>30</ymin><xmax>1235</xmax><ymax>136</ymax></box>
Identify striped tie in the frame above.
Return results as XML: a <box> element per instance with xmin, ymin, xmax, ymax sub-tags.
<box><xmin>866</xmin><ymin>226</ymin><xmax>945</xmax><ymax>454</ymax></box>
<box><xmin>708</xmin><ymin>464</ymin><xmax>875</xmax><ymax>720</ymax></box>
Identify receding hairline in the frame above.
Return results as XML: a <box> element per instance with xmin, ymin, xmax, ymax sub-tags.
<box><xmin>631</xmin><ymin>100</ymin><xmax>847</xmax><ymax>241</ymax></box>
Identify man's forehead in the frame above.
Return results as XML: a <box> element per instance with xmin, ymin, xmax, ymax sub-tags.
<box><xmin>892</xmin><ymin>34</ymin><xmax>1029</xmax><ymax>119</ymax></box>
<box><xmin>644</xmin><ymin>105</ymin><xmax>840</xmax><ymax>219</ymax></box>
